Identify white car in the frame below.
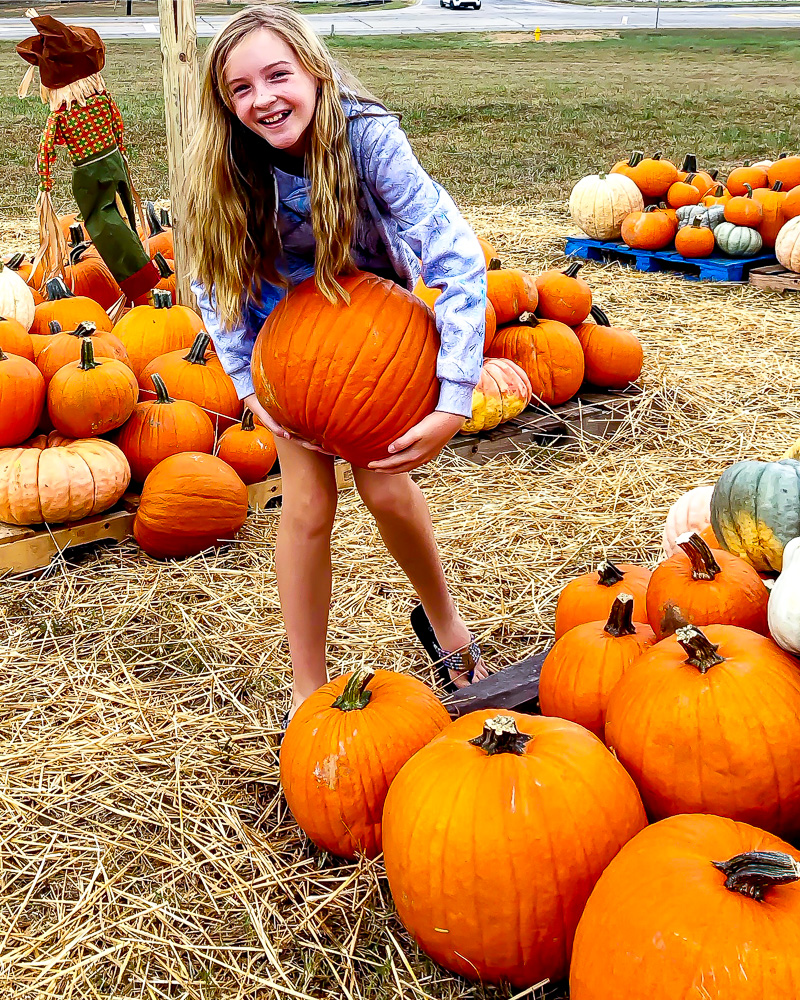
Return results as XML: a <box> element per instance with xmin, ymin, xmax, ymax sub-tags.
<box><xmin>440</xmin><ymin>0</ymin><xmax>482</xmax><ymax>8</ymax></box>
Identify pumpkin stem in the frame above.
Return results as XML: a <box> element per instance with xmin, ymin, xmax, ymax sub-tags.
<box><xmin>48</xmin><ymin>320</ymin><xmax>62</xmax><ymax>336</ymax></box>
<box><xmin>773</xmin><ymin>181</ymin><xmax>784</xmax><ymax>192</ymax></box>
<box><xmin>5</xmin><ymin>252</ymin><xmax>26</xmax><ymax>270</ymax></box>
<box><xmin>184</xmin><ymin>331</ymin><xmax>211</xmax><ymax>365</ymax></box>
<box><xmin>78</xmin><ymin>337</ymin><xmax>101</xmax><ymax>371</ymax></box>
<box><xmin>150</xmin><ymin>372</ymin><xmax>173</xmax><ymax>404</ymax></box>
<box><xmin>691</xmin><ymin>218</ymin><xmax>704</xmax><ymax>229</ymax></box>
<box><xmin>713</xmin><ymin>851</ymin><xmax>800</xmax><ymax>901</ymax></box>
<box><xmin>628</xmin><ymin>151</ymin><xmax>644</xmax><ymax>167</ymax></box>
<box><xmin>153</xmin><ymin>252</ymin><xmax>174</xmax><ymax>279</ymax></box>
<box><xmin>685</xmin><ymin>172</ymin><xmax>697</xmax><ymax>184</ymax></box>
<box><xmin>676</xmin><ymin>625</ymin><xmax>726</xmax><ymax>673</ymax></box>
<box><xmin>681</xmin><ymin>154</ymin><xmax>698</xmax><ymax>173</ymax></box>
<box><xmin>67</xmin><ymin>320</ymin><xmax>97</xmax><ymax>340</ymax></box>
<box><xmin>159</xmin><ymin>207</ymin><xmax>171</xmax><ymax>227</ymax></box>
<box><xmin>67</xmin><ymin>241</ymin><xmax>93</xmax><ymax>266</ymax></box>
<box><xmin>709</xmin><ymin>168</ymin><xmax>720</xmax><ymax>181</ymax></box>
<box><xmin>597</xmin><ymin>561</ymin><xmax>625</xmax><ymax>587</ymax></box>
<box><xmin>604</xmin><ymin>594</ymin><xmax>637</xmax><ymax>637</ymax></box>
<box><xmin>45</xmin><ymin>277</ymin><xmax>74</xmax><ymax>300</ymax></box>
<box><xmin>68</xmin><ymin>223</ymin><xmax>84</xmax><ymax>248</ymax></box>
<box><xmin>710</xmin><ymin>184</ymin><xmax>724</xmax><ymax>197</ymax></box>
<box><xmin>0</xmin><ymin>346</ymin><xmax>7</xmax><ymax>361</ymax></box>
<box><xmin>563</xmin><ymin>261</ymin><xmax>583</xmax><ymax>278</ymax></box>
<box><xmin>589</xmin><ymin>305</ymin><xmax>611</xmax><ymax>326</ymax></box>
<box><xmin>516</xmin><ymin>311</ymin><xmax>541</xmax><ymax>328</ymax></box>
<box><xmin>332</xmin><ymin>668</ymin><xmax>375</xmax><ymax>711</ymax></box>
<box><xmin>153</xmin><ymin>289</ymin><xmax>173</xmax><ymax>310</ymax></box>
<box><xmin>777</xmin><ymin>152</ymin><xmax>788</xmax><ymax>160</ymax></box>
<box><xmin>744</xmin><ymin>183</ymin><xmax>753</xmax><ymax>198</ymax></box>
<box><xmin>469</xmin><ymin>715</ymin><xmax>532</xmax><ymax>755</ymax></box>
<box><xmin>651</xmin><ymin>151</ymin><xmax>663</xmax><ymax>162</ymax></box>
<box><xmin>487</xmin><ymin>258</ymin><xmax>502</xmax><ymax>271</ymax></box>
<box><xmin>676</xmin><ymin>531</ymin><xmax>721</xmax><ymax>581</ymax></box>
<box><xmin>146</xmin><ymin>201</ymin><xmax>167</xmax><ymax>237</ymax></box>
<box><xmin>241</xmin><ymin>408</ymin><xmax>256</xmax><ymax>431</ymax></box>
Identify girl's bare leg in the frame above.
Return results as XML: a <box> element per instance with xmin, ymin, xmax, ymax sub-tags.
<box><xmin>273</xmin><ymin>437</ymin><xmax>339</xmax><ymax>713</ymax></box>
<box><xmin>352</xmin><ymin>467</ymin><xmax>489</xmax><ymax>688</ymax></box>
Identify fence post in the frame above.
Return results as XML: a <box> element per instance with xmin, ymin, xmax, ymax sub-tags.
<box><xmin>158</xmin><ymin>0</ymin><xmax>200</xmax><ymax>308</ymax></box>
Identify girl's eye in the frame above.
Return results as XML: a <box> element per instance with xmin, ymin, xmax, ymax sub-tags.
<box><xmin>232</xmin><ymin>85</ymin><xmax>249</xmax><ymax>96</ymax></box>
<box><xmin>272</xmin><ymin>71</ymin><xmax>288</xmax><ymax>81</ymax></box>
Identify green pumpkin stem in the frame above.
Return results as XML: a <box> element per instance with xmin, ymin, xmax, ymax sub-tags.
<box><xmin>469</xmin><ymin>715</ymin><xmax>532</xmax><ymax>756</ymax></box>
<box><xmin>713</xmin><ymin>851</ymin><xmax>800</xmax><ymax>901</ymax></box>
<box><xmin>68</xmin><ymin>223</ymin><xmax>84</xmax><ymax>248</ymax></box>
<box><xmin>150</xmin><ymin>372</ymin><xmax>173</xmax><ymax>404</ymax></box>
<box><xmin>676</xmin><ymin>531</ymin><xmax>721</xmax><ymax>581</ymax></box>
<box><xmin>681</xmin><ymin>154</ymin><xmax>698</xmax><ymax>173</ymax></box>
<box><xmin>184</xmin><ymin>331</ymin><xmax>211</xmax><ymax>365</ymax></box>
<box><xmin>153</xmin><ymin>253</ymin><xmax>174</xmax><ymax>279</ymax></box>
<box><xmin>68</xmin><ymin>241</ymin><xmax>94</xmax><ymax>266</ymax></box>
<box><xmin>45</xmin><ymin>277</ymin><xmax>74</xmax><ymax>300</ymax></box>
<box><xmin>744</xmin><ymin>183</ymin><xmax>754</xmax><ymax>199</ymax></box>
<box><xmin>488</xmin><ymin>258</ymin><xmax>502</xmax><ymax>271</ymax></box>
<box><xmin>597</xmin><ymin>561</ymin><xmax>625</xmax><ymax>587</ymax></box>
<box><xmin>78</xmin><ymin>338</ymin><xmax>101</xmax><ymax>371</ymax></box>
<box><xmin>651</xmin><ymin>151</ymin><xmax>663</xmax><ymax>162</ymax></box>
<box><xmin>5</xmin><ymin>252</ymin><xmax>27</xmax><ymax>270</ymax></box>
<box><xmin>691</xmin><ymin>218</ymin><xmax>704</xmax><ymax>229</ymax></box>
<box><xmin>676</xmin><ymin>625</ymin><xmax>726</xmax><ymax>673</ymax></box>
<box><xmin>159</xmin><ymin>207</ymin><xmax>171</xmax><ymax>228</ymax></box>
<box><xmin>145</xmin><ymin>201</ymin><xmax>167</xmax><ymax>236</ymax></box>
<box><xmin>563</xmin><ymin>261</ymin><xmax>583</xmax><ymax>278</ymax></box>
<box><xmin>773</xmin><ymin>181</ymin><xmax>784</xmax><ymax>192</ymax></box>
<box><xmin>241</xmin><ymin>408</ymin><xmax>256</xmax><ymax>432</ymax></box>
<box><xmin>0</xmin><ymin>346</ymin><xmax>7</xmax><ymax>362</ymax></box>
<box><xmin>604</xmin><ymin>595</ymin><xmax>637</xmax><ymax>638</ymax></box>
<box><xmin>48</xmin><ymin>320</ymin><xmax>62</xmax><ymax>336</ymax></box>
<box><xmin>332</xmin><ymin>668</ymin><xmax>375</xmax><ymax>711</ymax></box>
<box><xmin>628</xmin><ymin>151</ymin><xmax>644</xmax><ymax>167</ymax></box>
<box><xmin>589</xmin><ymin>305</ymin><xmax>611</xmax><ymax>326</ymax></box>
<box><xmin>685</xmin><ymin>172</ymin><xmax>697</xmax><ymax>184</ymax></box>
<box><xmin>709</xmin><ymin>168</ymin><xmax>720</xmax><ymax>181</ymax></box>
<box><xmin>153</xmin><ymin>289</ymin><xmax>173</xmax><ymax>310</ymax></box>
<box><xmin>709</xmin><ymin>184</ymin><xmax>725</xmax><ymax>198</ymax></box>
<box><xmin>67</xmin><ymin>320</ymin><xmax>97</xmax><ymax>340</ymax></box>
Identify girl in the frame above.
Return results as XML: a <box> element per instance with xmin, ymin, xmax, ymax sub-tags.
<box><xmin>186</xmin><ymin>5</ymin><xmax>489</xmax><ymax>725</ymax></box>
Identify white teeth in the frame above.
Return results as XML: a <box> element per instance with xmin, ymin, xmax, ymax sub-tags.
<box><xmin>260</xmin><ymin>110</ymin><xmax>289</xmax><ymax>125</ymax></box>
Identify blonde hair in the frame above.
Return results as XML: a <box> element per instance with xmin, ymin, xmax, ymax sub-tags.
<box><xmin>187</xmin><ymin>4</ymin><xmax>376</xmax><ymax>328</ymax></box>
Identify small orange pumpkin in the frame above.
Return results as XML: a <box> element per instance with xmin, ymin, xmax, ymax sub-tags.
<box><xmin>534</xmin><ymin>262</ymin><xmax>593</xmax><ymax>325</ymax></box>
<box><xmin>0</xmin><ymin>346</ymin><xmax>45</xmax><ymax>446</ymax></box>
<box><xmin>724</xmin><ymin>184</ymin><xmax>764</xmax><ymax>227</ymax></box>
<box><xmin>621</xmin><ymin>206</ymin><xmax>675</xmax><ymax>250</ymax></box>
<box><xmin>47</xmin><ymin>338</ymin><xmax>137</xmax><ymax>438</ymax></box>
<box><xmin>30</xmin><ymin>277</ymin><xmax>113</xmax><ymax>339</ymax></box>
<box><xmin>113</xmin><ymin>289</ymin><xmax>204</xmax><ymax>379</ymax></box>
<box><xmin>63</xmin><ymin>238</ymin><xmax>122</xmax><ymax>311</ymax></box>
<box><xmin>36</xmin><ymin>319</ymin><xmax>130</xmax><ymax>386</ymax></box>
<box><xmin>216</xmin><ymin>407</ymin><xmax>278</xmax><ymax>484</ymax></box>
<box><xmin>630</xmin><ymin>152</ymin><xmax>678</xmax><ymax>199</ymax></box>
<box><xmin>674</xmin><ymin>217</ymin><xmax>716</xmax><ymax>258</ymax></box>
<box><xmin>486</xmin><ymin>261</ymin><xmax>539</xmax><ymax>324</ymax></box>
<box><xmin>666</xmin><ymin>175</ymin><xmax>702</xmax><ymax>209</ymax></box>
<box><xmin>573</xmin><ymin>306</ymin><xmax>643</xmax><ymax>389</ymax></box>
<box><xmin>610</xmin><ymin>150</ymin><xmax>644</xmax><ymax>181</ymax></box>
<box><xmin>700</xmin><ymin>183</ymin><xmax>731</xmax><ymax>207</ymax></box>
<box><xmin>726</xmin><ymin>162</ymin><xmax>769</xmax><ymax>196</ymax></box>
<box><xmin>4</xmin><ymin>252</ymin><xmax>45</xmax><ymax>297</ymax></box>
<box><xmin>413</xmin><ymin>276</ymin><xmax>497</xmax><ymax>352</ymax></box>
<box><xmin>555</xmin><ymin>559</ymin><xmax>652</xmax><ymax>639</ymax></box>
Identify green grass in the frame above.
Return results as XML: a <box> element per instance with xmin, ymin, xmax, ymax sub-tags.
<box><xmin>1</xmin><ymin>29</ymin><xmax>799</xmax><ymax>219</ymax></box>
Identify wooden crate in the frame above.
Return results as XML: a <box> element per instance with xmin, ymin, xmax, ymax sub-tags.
<box><xmin>443</xmin><ymin>649</ymin><xmax>546</xmax><ymax>718</ymax></box>
<box><xmin>448</xmin><ymin>384</ymin><xmax>642</xmax><ymax>465</ymax></box>
<box><xmin>748</xmin><ymin>264</ymin><xmax>800</xmax><ymax>292</ymax></box>
<box><xmin>0</xmin><ymin>462</ymin><xmax>353</xmax><ymax>577</ymax></box>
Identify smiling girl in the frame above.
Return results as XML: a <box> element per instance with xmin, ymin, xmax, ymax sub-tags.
<box><xmin>185</xmin><ymin>5</ymin><xmax>489</xmax><ymax>726</ymax></box>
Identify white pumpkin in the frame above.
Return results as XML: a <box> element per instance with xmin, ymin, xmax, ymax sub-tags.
<box><xmin>715</xmin><ymin>221</ymin><xmax>763</xmax><ymax>258</ymax></box>
<box><xmin>569</xmin><ymin>173</ymin><xmax>644</xmax><ymax>241</ymax></box>
<box><xmin>0</xmin><ymin>261</ymin><xmax>35</xmax><ymax>331</ymax></box>
<box><xmin>661</xmin><ymin>485</ymin><xmax>714</xmax><ymax>558</ymax></box>
<box><xmin>767</xmin><ymin>536</ymin><xmax>800</xmax><ymax>655</ymax></box>
<box><xmin>775</xmin><ymin>216</ymin><xmax>800</xmax><ymax>273</ymax></box>
<box><xmin>752</xmin><ymin>158</ymin><xmax>774</xmax><ymax>171</ymax></box>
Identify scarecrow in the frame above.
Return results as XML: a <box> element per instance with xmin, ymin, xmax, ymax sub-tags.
<box><xmin>16</xmin><ymin>9</ymin><xmax>160</xmax><ymax>303</ymax></box>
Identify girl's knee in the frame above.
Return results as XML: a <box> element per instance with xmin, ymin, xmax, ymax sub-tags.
<box><xmin>280</xmin><ymin>490</ymin><xmax>337</xmax><ymax>538</ymax></box>
<box><xmin>355</xmin><ymin>471</ymin><xmax>416</xmax><ymax>521</ymax></box>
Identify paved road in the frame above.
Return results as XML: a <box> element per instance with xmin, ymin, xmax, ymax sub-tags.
<box><xmin>0</xmin><ymin>0</ymin><xmax>798</xmax><ymax>36</ymax></box>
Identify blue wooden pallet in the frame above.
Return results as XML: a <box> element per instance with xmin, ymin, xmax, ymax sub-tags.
<box><xmin>565</xmin><ymin>236</ymin><xmax>776</xmax><ymax>283</ymax></box>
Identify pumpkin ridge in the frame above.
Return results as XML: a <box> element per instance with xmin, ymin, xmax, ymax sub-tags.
<box><xmin>301</xmin><ymin>288</ymin><xmax>340</xmax><ymax>442</ymax></box>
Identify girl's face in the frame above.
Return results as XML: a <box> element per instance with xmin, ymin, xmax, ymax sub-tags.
<box><xmin>224</xmin><ymin>28</ymin><xmax>318</xmax><ymax>157</ymax></box>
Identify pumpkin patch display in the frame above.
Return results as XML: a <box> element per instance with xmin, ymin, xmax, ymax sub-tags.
<box><xmin>0</xmin><ymin>433</ymin><xmax>130</xmax><ymax>524</ymax></box>
<box><xmin>645</xmin><ymin>531</ymin><xmax>769</xmax><ymax>639</ymax></box>
<box><xmin>485</xmin><ymin>314</ymin><xmax>584</xmax><ymax>407</ymax></box>
<box><xmin>460</xmin><ymin>358</ymin><xmax>532</xmax><ymax>434</ymax></box>
<box><xmin>30</xmin><ymin>278</ymin><xmax>112</xmax><ymax>339</ymax></box>
<box><xmin>47</xmin><ymin>339</ymin><xmax>137</xmax><ymax>438</ymax></box>
<box><xmin>573</xmin><ymin>306</ymin><xmax>643</xmax><ymax>389</ymax></box>
<box><xmin>555</xmin><ymin>560</ymin><xmax>651</xmax><ymax>639</ymax></box>
<box><xmin>569</xmin><ymin>172</ymin><xmax>644</xmax><ymax>240</ymax></box>
<box><xmin>534</xmin><ymin>262</ymin><xmax>592</xmax><ymax>325</ymax></box>
<box><xmin>36</xmin><ymin>319</ymin><xmax>129</xmax><ymax>386</ymax></box>
<box><xmin>215</xmin><ymin>408</ymin><xmax>277</xmax><ymax>484</ymax></box>
<box><xmin>486</xmin><ymin>260</ymin><xmax>539</xmax><ymax>324</ymax></box>
<box><xmin>621</xmin><ymin>206</ymin><xmax>675</xmax><ymax>250</ymax></box>
<box><xmin>133</xmin><ymin>452</ymin><xmax>248</xmax><ymax>559</ymax></box>
<box><xmin>382</xmin><ymin>711</ymin><xmax>647</xmax><ymax>988</ymax></box>
<box><xmin>539</xmin><ymin>594</ymin><xmax>656</xmax><ymax>738</ymax></box>
<box><xmin>0</xmin><ymin>347</ymin><xmax>45</xmax><ymax>447</ymax></box>
<box><xmin>674</xmin><ymin>217</ymin><xmax>716</xmax><ymax>258</ymax></box>
<box><xmin>0</xmin><ymin>316</ymin><xmax>34</xmax><ymax>362</ymax></box>
<box><xmin>252</xmin><ymin>272</ymin><xmax>440</xmax><ymax>468</ymax></box>
<box><xmin>569</xmin><ymin>814</ymin><xmax>800</xmax><ymax>1000</ymax></box>
<box><xmin>113</xmin><ymin>289</ymin><xmax>204</xmax><ymax>379</ymax></box>
<box><xmin>605</xmin><ymin>623</ymin><xmax>800</xmax><ymax>838</ymax></box>
<box><xmin>710</xmin><ymin>458</ymin><xmax>800</xmax><ymax>572</ymax></box>
<box><xmin>280</xmin><ymin>668</ymin><xmax>449</xmax><ymax>859</ymax></box>
<box><xmin>115</xmin><ymin>373</ymin><xmax>215</xmax><ymax>483</ymax></box>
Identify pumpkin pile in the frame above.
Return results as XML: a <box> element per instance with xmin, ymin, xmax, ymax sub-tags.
<box><xmin>570</xmin><ymin>150</ymin><xmax>800</xmax><ymax>261</ymax></box>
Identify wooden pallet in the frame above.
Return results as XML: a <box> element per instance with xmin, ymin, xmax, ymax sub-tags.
<box><xmin>0</xmin><ymin>462</ymin><xmax>353</xmax><ymax>577</ymax></box>
<box><xmin>748</xmin><ymin>263</ymin><xmax>800</xmax><ymax>292</ymax></box>
<box><xmin>565</xmin><ymin>235</ymin><xmax>776</xmax><ymax>282</ymax></box>
<box><xmin>443</xmin><ymin>649</ymin><xmax>546</xmax><ymax>718</ymax></box>
<box><xmin>449</xmin><ymin>384</ymin><xmax>641</xmax><ymax>465</ymax></box>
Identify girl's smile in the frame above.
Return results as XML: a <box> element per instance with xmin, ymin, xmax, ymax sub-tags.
<box><xmin>224</xmin><ymin>28</ymin><xmax>318</xmax><ymax>157</ymax></box>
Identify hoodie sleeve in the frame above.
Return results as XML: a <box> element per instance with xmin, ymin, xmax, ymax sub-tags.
<box><xmin>356</xmin><ymin>114</ymin><xmax>485</xmax><ymax>419</ymax></box>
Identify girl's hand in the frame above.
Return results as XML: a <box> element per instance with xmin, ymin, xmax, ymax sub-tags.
<box><xmin>368</xmin><ymin>411</ymin><xmax>465</xmax><ymax>474</ymax></box>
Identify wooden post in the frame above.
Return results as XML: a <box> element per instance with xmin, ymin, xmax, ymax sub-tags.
<box><xmin>158</xmin><ymin>0</ymin><xmax>200</xmax><ymax>308</ymax></box>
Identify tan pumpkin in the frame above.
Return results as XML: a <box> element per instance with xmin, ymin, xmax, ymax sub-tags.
<box><xmin>0</xmin><ymin>259</ymin><xmax>36</xmax><ymax>331</ymax></box>
<box><xmin>569</xmin><ymin>172</ymin><xmax>644</xmax><ymax>240</ymax></box>
<box><xmin>460</xmin><ymin>358</ymin><xmax>533</xmax><ymax>434</ymax></box>
<box><xmin>775</xmin><ymin>215</ymin><xmax>800</xmax><ymax>273</ymax></box>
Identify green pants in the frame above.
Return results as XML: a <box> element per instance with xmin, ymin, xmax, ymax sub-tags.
<box><xmin>71</xmin><ymin>146</ymin><xmax>159</xmax><ymax>300</ymax></box>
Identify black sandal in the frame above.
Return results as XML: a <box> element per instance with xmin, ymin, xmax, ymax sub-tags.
<box><xmin>277</xmin><ymin>709</ymin><xmax>290</xmax><ymax>746</ymax></box>
<box><xmin>410</xmin><ymin>603</ymin><xmax>481</xmax><ymax>695</ymax></box>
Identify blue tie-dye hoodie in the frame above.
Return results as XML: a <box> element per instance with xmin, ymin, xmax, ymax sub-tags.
<box><xmin>191</xmin><ymin>97</ymin><xmax>486</xmax><ymax>419</ymax></box>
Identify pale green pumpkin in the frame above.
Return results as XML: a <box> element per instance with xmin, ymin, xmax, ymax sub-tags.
<box><xmin>715</xmin><ymin>222</ymin><xmax>763</xmax><ymax>257</ymax></box>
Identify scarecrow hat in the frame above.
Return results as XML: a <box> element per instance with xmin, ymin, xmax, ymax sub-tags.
<box><xmin>16</xmin><ymin>11</ymin><xmax>105</xmax><ymax>89</ymax></box>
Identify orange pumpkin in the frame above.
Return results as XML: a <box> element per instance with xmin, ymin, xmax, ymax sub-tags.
<box><xmin>610</xmin><ymin>150</ymin><xmax>644</xmax><ymax>181</ymax></box>
<box><xmin>534</xmin><ymin>262</ymin><xmax>592</xmax><ymax>325</ymax></box>
<box><xmin>133</xmin><ymin>253</ymin><xmax>175</xmax><ymax>306</ymax></box>
<box><xmin>0</xmin><ymin>346</ymin><xmax>45</xmax><ymax>446</ymax></box>
<box><xmin>58</xmin><ymin>213</ymin><xmax>87</xmax><ymax>242</ymax></box>
<box><xmin>768</xmin><ymin>153</ymin><xmax>800</xmax><ymax>192</ymax></box>
<box><xmin>139</xmin><ymin>202</ymin><xmax>174</xmax><ymax>259</ymax></box>
<box><xmin>573</xmin><ymin>306</ymin><xmax>643</xmax><ymax>389</ymax></box>
<box><xmin>605</xmin><ymin>624</ymin><xmax>800</xmax><ymax>838</ymax></box>
<box><xmin>782</xmin><ymin>184</ymin><xmax>800</xmax><ymax>221</ymax></box>
<box><xmin>724</xmin><ymin>184</ymin><xmax>763</xmax><ymax>227</ymax></box>
<box><xmin>36</xmin><ymin>319</ymin><xmax>130</xmax><ymax>386</ymax></box>
<box><xmin>539</xmin><ymin>594</ymin><xmax>656</xmax><ymax>738</ymax></box>
<box><xmin>477</xmin><ymin>235</ymin><xmax>499</xmax><ymax>267</ymax></box>
<box><xmin>726</xmin><ymin>162</ymin><xmax>769</xmax><ymax>196</ymax></box>
<box><xmin>215</xmin><ymin>407</ymin><xmax>277</xmax><ymax>484</ymax></box>
<box><xmin>133</xmin><ymin>452</ymin><xmax>248</xmax><ymax>559</ymax></box>
<box><xmin>621</xmin><ymin>206</ymin><xmax>675</xmax><ymax>250</ymax></box>
<box><xmin>112</xmin><ymin>289</ymin><xmax>204</xmax><ymax>379</ymax></box>
<box><xmin>645</xmin><ymin>531</ymin><xmax>769</xmax><ymax>639</ymax></box>
<box><xmin>753</xmin><ymin>181</ymin><xmax>787</xmax><ymax>248</ymax></box>
<box><xmin>114</xmin><ymin>372</ymin><xmax>215</xmax><ymax>483</ymax></box>
<box><xmin>486</xmin><ymin>261</ymin><xmax>539</xmax><ymax>324</ymax></box>
<box><xmin>63</xmin><ymin>240</ymin><xmax>122</xmax><ymax>311</ymax></box>
<box><xmin>666</xmin><ymin>175</ymin><xmax>702</xmax><ymax>209</ymax></box>
<box><xmin>674</xmin><ymin>218</ymin><xmax>716</xmax><ymax>258</ymax></box>
<box><xmin>251</xmin><ymin>271</ymin><xmax>439</xmax><ymax>468</ymax></box>
<box><xmin>29</xmin><ymin>319</ymin><xmax>62</xmax><ymax>363</ymax></box>
<box><xmin>570</xmin><ymin>814</ymin><xmax>800</xmax><ymax>1000</ymax></box>
<box><xmin>630</xmin><ymin>151</ymin><xmax>678</xmax><ymax>199</ymax></box>
<box><xmin>5</xmin><ymin>251</ymin><xmax>45</xmax><ymax>296</ymax></box>
<box><xmin>47</xmin><ymin>338</ymin><xmax>137</xmax><ymax>438</ymax></box>
<box><xmin>412</xmin><ymin>276</ymin><xmax>497</xmax><ymax>351</ymax></box>
<box><xmin>555</xmin><ymin>560</ymin><xmax>651</xmax><ymax>639</ymax></box>
<box><xmin>0</xmin><ymin>315</ymin><xmax>34</xmax><ymax>362</ymax></box>
<box><xmin>687</xmin><ymin>169</ymin><xmax>715</xmax><ymax>195</ymax></box>
<box><xmin>700</xmin><ymin>183</ymin><xmax>731</xmax><ymax>207</ymax></box>
<box><xmin>485</xmin><ymin>314</ymin><xmax>584</xmax><ymax>407</ymax></box>
<box><xmin>382</xmin><ymin>711</ymin><xmax>647</xmax><ymax>988</ymax></box>
<box><xmin>280</xmin><ymin>667</ymin><xmax>450</xmax><ymax>859</ymax></box>
<box><xmin>30</xmin><ymin>278</ymin><xmax>113</xmax><ymax>339</ymax></box>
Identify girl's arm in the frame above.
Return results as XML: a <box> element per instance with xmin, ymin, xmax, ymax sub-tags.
<box><xmin>356</xmin><ymin>114</ymin><xmax>486</xmax><ymax>419</ymax></box>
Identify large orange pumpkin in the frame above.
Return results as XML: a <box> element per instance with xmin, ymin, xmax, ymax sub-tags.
<box><xmin>485</xmin><ymin>315</ymin><xmax>584</xmax><ymax>406</ymax></box>
<box><xmin>573</xmin><ymin>306</ymin><xmax>643</xmax><ymax>389</ymax></box>
<box><xmin>0</xmin><ymin>347</ymin><xmax>45</xmax><ymax>447</ymax></box>
<box><xmin>630</xmin><ymin>151</ymin><xmax>678</xmax><ymax>199</ymax></box>
<box><xmin>621</xmin><ymin>206</ymin><xmax>675</xmax><ymax>251</ymax></box>
<box><xmin>767</xmin><ymin>153</ymin><xmax>800</xmax><ymax>192</ymax></box>
<box><xmin>534</xmin><ymin>262</ymin><xmax>592</xmax><ymax>325</ymax></box>
<box><xmin>382</xmin><ymin>711</ymin><xmax>647</xmax><ymax>988</ymax></box>
<box><xmin>753</xmin><ymin>181</ymin><xmax>787</xmax><ymax>248</ymax></box>
<box><xmin>486</xmin><ymin>261</ymin><xmax>539</xmax><ymax>324</ymax></box>
<box><xmin>133</xmin><ymin>452</ymin><xmax>249</xmax><ymax>559</ymax></box>
<box><xmin>47</xmin><ymin>339</ymin><xmax>137</xmax><ymax>438</ymax></box>
<box><xmin>115</xmin><ymin>372</ymin><xmax>215</xmax><ymax>483</ymax></box>
<box><xmin>36</xmin><ymin>319</ymin><xmax>129</xmax><ymax>386</ymax></box>
<box><xmin>555</xmin><ymin>559</ymin><xmax>651</xmax><ymax>639</ymax></box>
<box><xmin>645</xmin><ymin>531</ymin><xmax>769</xmax><ymax>639</ymax></box>
<box><xmin>215</xmin><ymin>408</ymin><xmax>277</xmax><ymax>484</ymax></box>
<box><xmin>539</xmin><ymin>594</ymin><xmax>656</xmax><ymax>738</ymax></box>
<box><xmin>112</xmin><ymin>289</ymin><xmax>204</xmax><ymax>379</ymax></box>
<box><xmin>280</xmin><ymin>667</ymin><xmax>450</xmax><ymax>859</ymax></box>
<box><xmin>251</xmin><ymin>271</ymin><xmax>439</xmax><ymax>468</ymax></box>
<box><xmin>605</xmin><ymin>623</ymin><xmax>800</xmax><ymax>838</ymax></box>
<box><xmin>570</xmin><ymin>814</ymin><xmax>800</xmax><ymax>1000</ymax></box>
